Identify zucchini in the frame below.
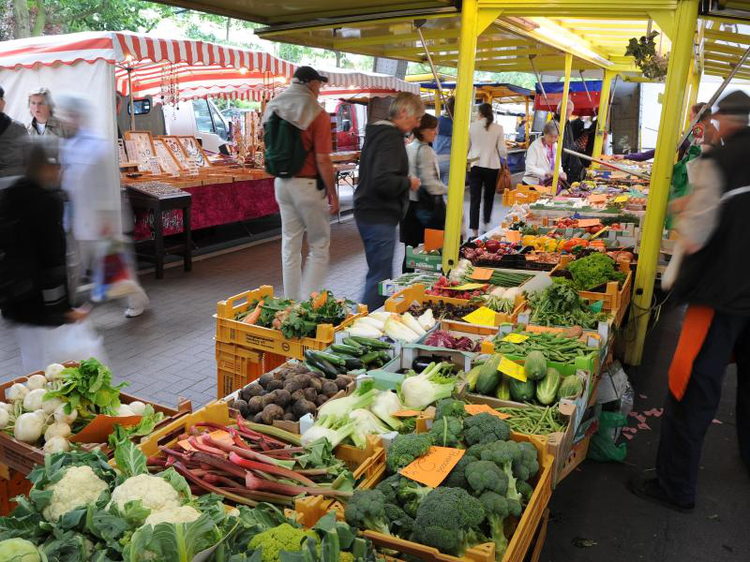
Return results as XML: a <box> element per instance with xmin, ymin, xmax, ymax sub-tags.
<box><xmin>342</xmin><ymin>338</ymin><xmax>367</xmax><ymax>351</ymax></box>
<box><xmin>330</xmin><ymin>343</ymin><xmax>364</xmax><ymax>356</ymax></box>
<box><xmin>465</xmin><ymin>365</ymin><xmax>482</xmax><ymax>391</ymax></box>
<box><xmin>476</xmin><ymin>354</ymin><xmax>503</xmax><ymax>395</ymax></box>
<box><xmin>344</xmin><ymin>358</ymin><xmax>364</xmax><ymax>370</ymax></box>
<box><xmin>377</xmin><ymin>351</ymin><xmax>392</xmax><ymax>363</ymax></box>
<box><xmin>309</xmin><ymin>351</ymin><xmax>346</xmax><ymax>367</ymax></box>
<box><xmin>360</xmin><ymin>351</ymin><xmax>381</xmax><ymax>365</ymax></box>
<box><xmin>349</xmin><ymin>336</ymin><xmax>392</xmax><ymax>350</ymax></box>
<box><xmin>304</xmin><ymin>350</ymin><xmax>338</xmax><ymax>378</ymax></box>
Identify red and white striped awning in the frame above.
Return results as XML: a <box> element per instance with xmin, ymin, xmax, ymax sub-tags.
<box><xmin>0</xmin><ymin>30</ymin><xmax>292</xmax><ymax>74</ymax></box>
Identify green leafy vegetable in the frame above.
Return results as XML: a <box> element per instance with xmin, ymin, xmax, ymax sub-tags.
<box><xmin>44</xmin><ymin>358</ymin><xmax>126</xmax><ymax>418</ymax></box>
<box><xmin>565</xmin><ymin>253</ymin><xmax>626</xmax><ymax>291</ymax></box>
<box><xmin>527</xmin><ymin>284</ymin><xmax>607</xmax><ymax>329</ymax></box>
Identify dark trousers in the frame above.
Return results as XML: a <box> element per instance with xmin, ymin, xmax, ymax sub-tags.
<box><xmin>356</xmin><ymin>219</ymin><xmax>396</xmax><ymax>311</ymax></box>
<box><xmin>468</xmin><ymin>166</ymin><xmax>499</xmax><ymax>230</ymax></box>
<box><xmin>656</xmin><ymin>308</ymin><xmax>750</xmax><ymax>504</ymax></box>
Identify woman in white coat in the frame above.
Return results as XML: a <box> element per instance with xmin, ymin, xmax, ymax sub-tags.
<box><xmin>467</xmin><ymin>103</ymin><xmax>507</xmax><ymax>237</ymax></box>
<box><xmin>522</xmin><ymin>121</ymin><xmax>566</xmax><ymax>187</ymax></box>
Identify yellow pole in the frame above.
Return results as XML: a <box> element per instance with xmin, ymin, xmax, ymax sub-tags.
<box><xmin>551</xmin><ymin>53</ymin><xmax>573</xmax><ymax>193</ymax></box>
<box><xmin>525</xmin><ymin>97</ymin><xmax>531</xmax><ymax>146</ymax></box>
<box><xmin>592</xmin><ymin>70</ymin><xmax>616</xmax><ymax>163</ymax></box>
<box><xmin>625</xmin><ymin>0</ymin><xmax>699</xmax><ymax>365</ymax></box>
<box><xmin>442</xmin><ymin>0</ymin><xmax>480</xmax><ymax>272</ymax></box>
<box><xmin>435</xmin><ymin>90</ymin><xmax>442</xmax><ymax>116</ymax></box>
<box><xmin>683</xmin><ymin>62</ymin><xmax>701</xmax><ymax>133</ymax></box>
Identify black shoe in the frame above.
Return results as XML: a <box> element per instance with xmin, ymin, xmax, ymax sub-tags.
<box><xmin>627</xmin><ymin>477</ymin><xmax>695</xmax><ymax>513</ymax></box>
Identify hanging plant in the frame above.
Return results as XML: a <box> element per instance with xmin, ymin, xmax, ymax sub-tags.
<box><xmin>625</xmin><ymin>31</ymin><xmax>669</xmax><ymax>81</ymax></box>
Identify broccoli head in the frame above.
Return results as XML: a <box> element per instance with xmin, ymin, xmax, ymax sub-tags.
<box><xmin>374</xmin><ymin>473</ymin><xmax>431</xmax><ymax>518</ymax></box>
<box><xmin>428</xmin><ymin>416</ymin><xmax>464</xmax><ymax>448</ymax></box>
<box><xmin>248</xmin><ymin>523</ymin><xmax>317</xmax><ymax>562</ymax></box>
<box><xmin>466</xmin><ymin>443</ymin><xmax>488</xmax><ymax>459</ymax></box>
<box><xmin>443</xmin><ymin>454</ymin><xmax>477</xmax><ymax>490</ymax></box>
<box><xmin>478</xmin><ymin>440</ymin><xmax>523</xmax><ymax>504</ymax></box>
<box><xmin>463</xmin><ymin>414</ymin><xmax>510</xmax><ymax>446</ymax></box>
<box><xmin>386</xmin><ymin>433</ymin><xmax>432</xmax><ymax>474</ymax></box>
<box><xmin>512</xmin><ymin>441</ymin><xmax>540</xmax><ymax>482</ymax></box>
<box><xmin>397</xmin><ymin>417</ymin><xmax>417</xmax><ymax>435</ymax></box>
<box><xmin>465</xmin><ymin>460</ymin><xmax>509</xmax><ymax>496</ymax></box>
<box><xmin>478</xmin><ymin>491</ymin><xmax>511</xmax><ymax>560</ymax></box>
<box><xmin>412</xmin><ymin>487</ymin><xmax>486</xmax><ymax>557</ymax></box>
<box><xmin>383</xmin><ymin>503</ymin><xmax>415</xmax><ymax>539</ymax></box>
<box><xmin>434</xmin><ymin>398</ymin><xmax>467</xmax><ymax>421</ymax></box>
<box><xmin>517</xmin><ymin>480</ymin><xmax>534</xmax><ymax>504</ymax></box>
<box><xmin>344</xmin><ymin>490</ymin><xmax>391</xmax><ymax>536</ymax></box>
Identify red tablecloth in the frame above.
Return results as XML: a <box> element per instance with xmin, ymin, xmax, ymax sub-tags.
<box><xmin>133</xmin><ymin>178</ymin><xmax>278</xmax><ymax>241</ymax></box>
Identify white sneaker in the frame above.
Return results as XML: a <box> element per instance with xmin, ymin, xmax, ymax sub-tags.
<box><xmin>125</xmin><ymin>307</ymin><xmax>145</xmax><ymax>318</ymax></box>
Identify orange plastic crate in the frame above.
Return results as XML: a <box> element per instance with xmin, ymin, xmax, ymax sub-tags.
<box><xmin>215</xmin><ymin>341</ymin><xmax>286</xmax><ymax>399</ymax></box>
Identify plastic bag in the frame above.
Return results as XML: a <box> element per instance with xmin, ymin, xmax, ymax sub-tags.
<box><xmin>15</xmin><ymin>320</ymin><xmax>107</xmax><ymax>373</ymax></box>
<box><xmin>588</xmin><ymin>411</ymin><xmax>628</xmax><ymax>463</ymax></box>
<box><xmin>92</xmin><ymin>239</ymin><xmax>138</xmax><ymax>302</ymax></box>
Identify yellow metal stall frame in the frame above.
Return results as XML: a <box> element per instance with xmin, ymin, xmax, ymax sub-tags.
<box><xmin>551</xmin><ymin>53</ymin><xmax>573</xmax><ymax>194</ymax></box>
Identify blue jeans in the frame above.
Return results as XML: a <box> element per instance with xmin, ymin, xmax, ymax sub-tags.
<box><xmin>356</xmin><ymin>220</ymin><xmax>396</xmax><ymax>311</ymax></box>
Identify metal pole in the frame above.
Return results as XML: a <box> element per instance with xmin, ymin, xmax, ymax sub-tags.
<box><xmin>676</xmin><ymin>43</ymin><xmax>750</xmax><ymax>150</ymax></box>
<box><xmin>626</xmin><ymin>0</ymin><xmax>700</xmax><ymax>365</ymax></box>
<box><xmin>416</xmin><ymin>25</ymin><xmax>452</xmax><ymax>119</ymax></box>
<box><xmin>127</xmin><ymin>67</ymin><xmax>135</xmax><ymax>131</ymax></box>
<box><xmin>579</xmin><ymin>70</ymin><xmax>593</xmax><ymax>102</ymax></box>
<box><xmin>529</xmin><ymin>55</ymin><xmax>556</xmax><ymax>133</ymax></box>
<box><xmin>591</xmin><ymin>70</ymin><xmax>616</xmax><ymax>161</ymax></box>
<box><xmin>563</xmin><ymin>147</ymin><xmax>651</xmax><ymax>180</ymax></box>
<box><xmin>552</xmin><ymin>54</ymin><xmax>573</xmax><ymax>194</ymax></box>
<box><xmin>442</xmin><ymin>0</ymin><xmax>479</xmax><ymax>272</ymax></box>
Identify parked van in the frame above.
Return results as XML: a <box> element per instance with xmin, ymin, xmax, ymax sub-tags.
<box><xmin>117</xmin><ymin>96</ymin><xmax>231</xmax><ymax>153</ymax></box>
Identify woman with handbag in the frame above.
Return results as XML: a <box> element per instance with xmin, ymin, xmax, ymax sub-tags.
<box><xmin>401</xmin><ymin>114</ymin><xmax>448</xmax><ymax>271</ymax></box>
<box><xmin>467</xmin><ymin>103</ymin><xmax>507</xmax><ymax>238</ymax></box>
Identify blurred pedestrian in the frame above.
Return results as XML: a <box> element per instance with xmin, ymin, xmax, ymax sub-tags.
<box><xmin>263</xmin><ymin>66</ymin><xmax>338</xmax><ymax>301</ymax></box>
<box><xmin>0</xmin><ymin>138</ymin><xmax>95</xmax><ymax>371</ymax></box>
<box><xmin>629</xmin><ymin>91</ymin><xmax>750</xmax><ymax>512</ymax></box>
<box><xmin>0</xmin><ymin>85</ymin><xmax>28</xmax><ymax>181</ymax></box>
<box><xmin>523</xmin><ymin>121</ymin><xmax>566</xmax><ymax>186</ymax></box>
<box><xmin>467</xmin><ymin>103</ymin><xmax>507</xmax><ymax>237</ymax></box>
<box><xmin>554</xmin><ymin>101</ymin><xmax>584</xmax><ymax>183</ymax></box>
<box><xmin>434</xmin><ymin>97</ymin><xmax>455</xmax><ymax>184</ymax></box>
<box><xmin>26</xmin><ymin>88</ymin><xmax>70</xmax><ymax>138</ymax></box>
<box><xmin>56</xmin><ymin>95</ymin><xmax>149</xmax><ymax>318</ymax></box>
<box><xmin>355</xmin><ymin>92</ymin><xmax>423</xmax><ymax>310</ymax></box>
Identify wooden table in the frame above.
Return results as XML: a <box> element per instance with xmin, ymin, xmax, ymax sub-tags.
<box><xmin>125</xmin><ymin>185</ymin><xmax>192</xmax><ymax>280</ymax></box>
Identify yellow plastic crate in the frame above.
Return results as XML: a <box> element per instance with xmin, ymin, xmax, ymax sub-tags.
<box><xmin>215</xmin><ymin>341</ymin><xmax>287</xmax><ymax>399</ymax></box>
<box><xmin>215</xmin><ymin>286</ymin><xmax>367</xmax><ymax>361</ymax></box>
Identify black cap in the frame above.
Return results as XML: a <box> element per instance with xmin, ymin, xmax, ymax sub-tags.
<box><xmin>0</xmin><ymin>86</ymin><xmax>4</xmax><ymax>99</ymax></box>
<box><xmin>715</xmin><ymin>90</ymin><xmax>750</xmax><ymax>116</ymax></box>
<box><xmin>293</xmin><ymin>66</ymin><xmax>328</xmax><ymax>84</ymax></box>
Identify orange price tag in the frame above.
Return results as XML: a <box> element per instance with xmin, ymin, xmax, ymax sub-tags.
<box><xmin>577</xmin><ymin>218</ymin><xmax>601</xmax><ymax>228</ymax></box>
<box><xmin>588</xmin><ymin>194</ymin><xmax>607</xmax><ymax>204</ymax></box>
<box><xmin>392</xmin><ymin>410</ymin><xmax>422</xmax><ymax>418</ymax></box>
<box><xmin>470</xmin><ymin>267</ymin><xmax>494</xmax><ymax>281</ymax></box>
<box><xmin>506</xmin><ymin>230</ymin><xmax>522</xmax><ymax>244</ymax></box>
<box><xmin>400</xmin><ymin>446</ymin><xmax>465</xmax><ymax>487</ymax></box>
<box><xmin>423</xmin><ymin>229</ymin><xmax>444</xmax><ymax>252</ymax></box>
<box><xmin>464</xmin><ymin>404</ymin><xmax>512</xmax><ymax>419</ymax></box>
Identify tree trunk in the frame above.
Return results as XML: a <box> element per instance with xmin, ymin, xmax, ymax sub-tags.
<box><xmin>335</xmin><ymin>51</ymin><xmax>342</xmax><ymax>68</ymax></box>
<box><xmin>226</xmin><ymin>17</ymin><xmax>230</xmax><ymax>41</ymax></box>
<box><xmin>12</xmin><ymin>0</ymin><xmax>32</xmax><ymax>38</ymax></box>
<box><xmin>31</xmin><ymin>0</ymin><xmax>46</xmax><ymax>36</ymax></box>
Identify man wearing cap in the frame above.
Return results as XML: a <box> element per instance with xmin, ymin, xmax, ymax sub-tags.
<box><xmin>0</xmin><ymin>85</ymin><xmax>28</xmax><ymax>180</ymax></box>
<box><xmin>630</xmin><ymin>90</ymin><xmax>750</xmax><ymax>512</ymax></box>
<box><xmin>262</xmin><ymin>66</ymin><xmax>338</xmax><ymax>301</ymax></box>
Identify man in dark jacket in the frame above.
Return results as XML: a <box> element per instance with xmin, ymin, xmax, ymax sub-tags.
<box><xmin>354</xmin><ymin>92</ymin><xmax>424</xmax><ymax>309</ymax></box>
<box><xmin>554</xmin><ymin>101</ymin><xmax>585</xmax><ymax>183</ymax></box>
<box><xmin>629</xmin><ymin>90</ymin><xmax>750</xmax><ymax>512</ymax></box>
<box><xmin>0</xmin><ymin>138</ymin><xmax>86</xmax><ymax>369</ymax></box>
<box><xmin>0</xmin><ymin>85</ymin><xmax>28</xmax><ymax>180</ymax></box>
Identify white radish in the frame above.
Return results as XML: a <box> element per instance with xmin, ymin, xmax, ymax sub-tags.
<box><xmin>54</xmin><ymin>404</ymin><xmax>78</xmax><ymax>425</ymax></box>
<box><xmin>23</xmin><ymin>389</ymin><xmax>47</xmax><ymax>412</ymax></box>
<box><xmin>14</xmin><ymin>412</ymin><xmax>45</xmax><ymax>443</ymax></box>
<box><xmin>6</xmin><ymin>383</ymin><xmax>28</xmax><ymax>403</ymax></box>
<box><xmin>44</xmin><ymin>436</ymin><xmax>70</xmax><ymax>454</ymax></box>
<box><xmin>44</xmin><ymin>422</ymin><xmax>71</xmax><ymax>441</ymax></box>
<box><xmin>115</xmin><ymin>404</ymin><xmax>135</xmax><ymax>417</ymax></box>
<box><xmin>44</xmin><ymin>363</ymin><xmax>66</xmax><ymax>381</ymax></box>
<box><xmin>42</xmin><ymin>396</ymin><xmax>64</xmax><ymax>415</ymax></box>
<box><xmin>26</xmin><ymin>374</ymin><xmax>48</xmax><ymax>391</ymax></box>
<box><xmin>127</xmin><ymin>401</ymin><xmax>146</xmax><ymax>416</ymax></box>
<box><xmin>0</xmin><ymin>409</ymin><xmax>9</xmax><ymax>429</ymax></box>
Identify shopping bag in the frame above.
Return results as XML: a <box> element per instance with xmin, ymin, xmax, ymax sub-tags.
<box><xmin>495</xmin><ymin>162</ymin><xmax>513</xmax><ymax>193</ymax></box>
<box><xmin>92</xmin><ymin>239</ymin><xmax>138</xmax><ymax>302</ymax></box>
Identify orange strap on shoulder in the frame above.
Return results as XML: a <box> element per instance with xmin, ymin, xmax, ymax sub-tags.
<box><xmin>668</xmin><ymin>305</ymin><xmax>715</xmax><ymax>401</ymax></box>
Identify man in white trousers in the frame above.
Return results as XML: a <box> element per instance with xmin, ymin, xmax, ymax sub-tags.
<box><xmin>262</xmin><ymin>66</ymin><xmax>338</xmax><ymax>301</ymax></box>
<box><xmin>56</xmin><ymin>95</ymin><xmax>149</xmax><ymax>318</ymax></box>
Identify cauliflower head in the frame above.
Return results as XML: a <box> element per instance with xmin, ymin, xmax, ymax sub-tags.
<box><xmin>249</xmin><ymin>523</ymin><xmax>317</xmax><ymax>562</ymax></box>
<box><xmin>110</xmin><ymin>473</ymin><xmax>182</xmax><ymax>515</ymax></box>
<box><xmin>42</xmin><ymin>465</ymin><xmax>109</xmax><ymax>522</ymax></box>
<box><xmin>144</xmin><ymin>505</ymin><xmax>201</xmax><ymax>527</ymax></box>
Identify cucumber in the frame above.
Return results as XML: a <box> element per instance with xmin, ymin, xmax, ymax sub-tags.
<box><xmin>360</xmin><ymin>351</ymin><xmax>381</xmax><ymax>365</ymax></box>
<box><xmin>304</xmin><ymin>350</ymin><xmax>338</xmax><ymax>378</ymax></box>
<box><xmin>377</xmin><ymin>351</ymin><xmax>392</xmax><ymax>363</ymax></box>
<box><xmin>465</xmin><ymin>365</ymin><xmax>482</xmax><ymax>391</ymax></box>
<box><xmin>342</xmin><ymin>337</ymin><xmax>367</xmax><ymax>352</ymax></box>
<box><xmin>476</xmin><ymin>354</ymin><xmax>503</xmax><ymax>395</ymax></box>
<box><xmin>344</xmin><ymin>358</ymin><xmax>364</xmax><ymax>370</ymax></box>
<box><xmin>349</xmin><ymin>336</ymin><xmax>392</xmax><ymax>350</ymax></box>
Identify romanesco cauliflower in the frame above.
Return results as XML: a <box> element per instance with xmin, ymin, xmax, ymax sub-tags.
<box><xmin>110</xmin><ymin>473</ymin><xmax>182</xmax><ymax>515</ymax></box>
<box><xmin>249</xmin><ymin>523</ymin><xmax>317</xmax><ymax>562</ymax></box>
<box><xmin>42</xmin><ymin>465</ymin><xmax>108</xmax><ymax>522</ymax></box>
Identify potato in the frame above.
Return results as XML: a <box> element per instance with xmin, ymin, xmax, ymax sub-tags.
<box><xmin>303</xmin><ymin>388</ymin><xmax>318</xmax><ymax>402</ymax></box>
<box><xmin>258</xmin><ymin>373</ymin><xmax>275</xmax><ymax>389</ymax></box>
<box><xmin>274</xmin><ymin>389</ymin><xmax>292</xmax><ymax>408</ymax></box>
<box><xmin>292</xmin><ymin>399</ymin><xmax>317</xmax><ymax>418</ymax></box>
<box><xmin>321</xmin><ymin>381</ymin><xmax>339</xmax><ymax>397</ymax></box>
<box><xmin>266</xmin><ymin>379</ymin><xmax>284</xmax><ymax>392</ymax></box>
<box><xmin>240</xmin><ymin>384</ymin><xmax>264</xmax><ymax>401</ymax></box>
<box><xmin>247</xmin><ymin>396</ymin><xmax>264</xmax><ymax>415</ymax></box>
<box><xmin>308</xmin><ymin>377</ymin><xmax>323</xmax><ymax>393</ymax></box>
<box><xmin>315</xmin><ymin>394</ymin><xmax>329</xmax><ymax>407</ymax></box>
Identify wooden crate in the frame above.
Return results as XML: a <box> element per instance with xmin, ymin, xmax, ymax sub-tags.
<box><xmin>0</xmin><ymin>365</ymin><xmax>192</xmax><ymax>475</ymax></box>
<box><xmin>294</xmin><ymin>434</ymin><xmax>553</xmax><ymax>562</ymax></box>
<box><xmin>215</xmin><ymin>286</ymin><xmax>367</xmax><ymax>361</ymax></box>
<box><xmin>0</xmin><ymin>464</ymin><xmax>31</xmax><ymax>516</ymax></box>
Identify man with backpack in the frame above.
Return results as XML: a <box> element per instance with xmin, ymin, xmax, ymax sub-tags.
<box><xmin>263</xmin><ymin>66</ymin><xmax>338</xmax><ymax>301</ymax></box>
